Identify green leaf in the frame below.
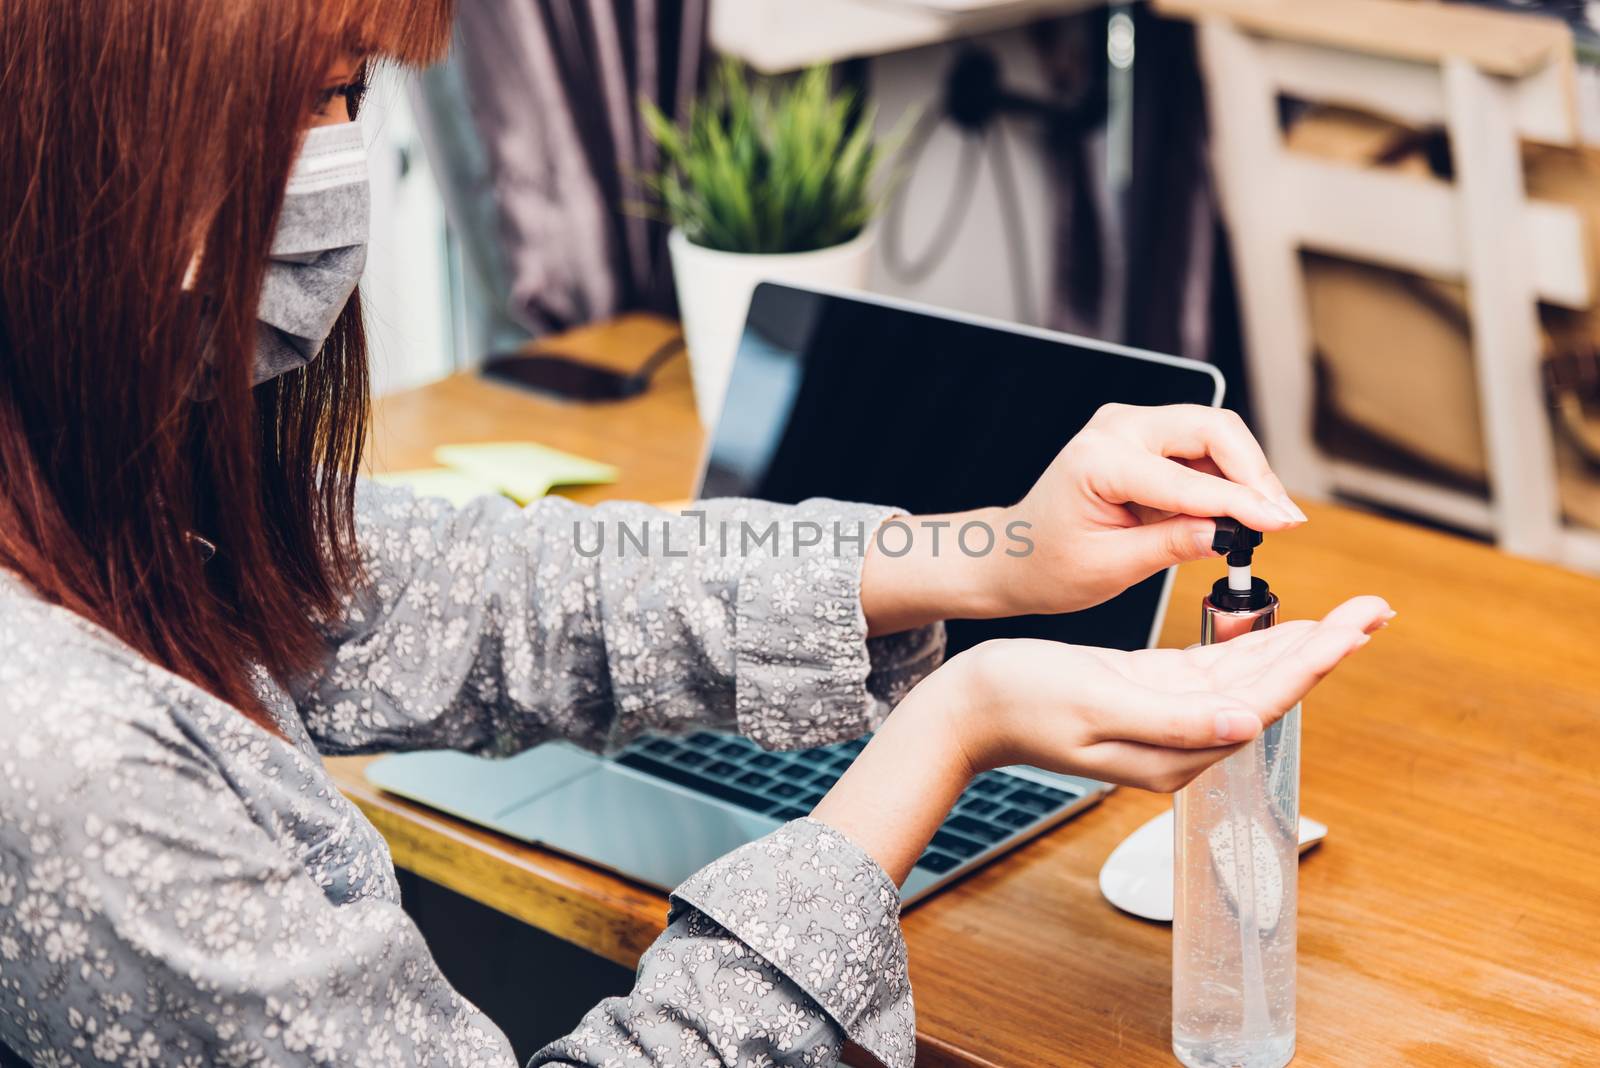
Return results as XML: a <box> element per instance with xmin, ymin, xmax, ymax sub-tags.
<box><xmin>635</xmin><ymin>61</ymin><xmax>894</xmax><ymax>254</ymax></box>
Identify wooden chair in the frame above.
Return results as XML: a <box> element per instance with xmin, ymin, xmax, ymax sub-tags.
<box><xmin>1156</xmin><ymin>0</ymin><xmax>1600</xmax><ymax>571</ymax></box>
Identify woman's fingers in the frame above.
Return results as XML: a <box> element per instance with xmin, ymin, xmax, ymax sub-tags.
<box><xmin>1222</xmin><ymin>596</ymin><xmax>1393</xmax><ymax>724</ymax></box>
<box><xmin>1127</xmin><ymin>404</ymin><xmax>1293</xmax><ymax>510</ymax></box>
<box><xmin>1106</xmin><ymin>513</ymin><xmax>1233</xmax><ymax>575</ymax></box>
<box><xmin>973</xmin><ymin>594</ymin><xmax>1390</xmax><ymax>797</ymax></box>
<box><xmin>1126</xmin><ymin>458</ymin><xmax>1224</xmax><ymax>526</ymax></box>
<box><xmin>1084</xmin><ymin>596</ymin><xmax>1390</xmax><ymax>752</ymax></box>
<box><xmin>1092</xmin><ymin>402</ymin><xmax>1301</xmax><ymax>522</ymax></box>
<box><xmin>1187</xmin><ymin>618</ymin><xmax>1319</xmax><ymax>671</ymax></box>
<box><xmin>1093</xmin><ymin>447</ymin><xmax>1300</xmax><ymax>534</ymax></box>
<box><xmin>1178</xmin><ymin>455</ymin><xmax>1226</xmax><ymax>480</ymax></box>
<box><xmin>1080</xmin><ymin>682</ymin><xmax>1265</xmax><ymax>750</ymax></box>
<box><xmin>1073</xmin><ymin>738</ymin><xmax>1249</xmax><ymax>794</ymax></box>
<box><xmin>1193</xmin><ymin>597</ymin><xmax>1390</xmax><ymax>674</ymax></box>
<box><xmin>1312</xmin><ymin>593</ymin><xmax>1395</xmax><ymax>634</ymax></box>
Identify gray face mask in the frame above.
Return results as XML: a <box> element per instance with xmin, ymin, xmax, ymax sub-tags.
<box><xmin>251</xmin><ymin>121</ymin><xmax>370</xmax><ymax>385</ymax></box>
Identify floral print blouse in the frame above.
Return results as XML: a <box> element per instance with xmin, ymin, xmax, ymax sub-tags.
<box><xmin>0</xmin><ymin>485</ymin><xmax>945</xmax><ymax>1068</ymax></box>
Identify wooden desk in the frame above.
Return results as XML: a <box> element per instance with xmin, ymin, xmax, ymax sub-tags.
<box><xmin>329</xmin><ymin>315</ymin><xmax>1600</xmax><ymax>1066</ymax></box>
<box><xmin>361</xmin><ymin>314</ymin><xmax>704</xmax><ymax>505</ymax></box>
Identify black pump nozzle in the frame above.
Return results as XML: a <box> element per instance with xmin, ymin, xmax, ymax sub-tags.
<box><xmin>1207</xmin><ymin>518</ymin><xmax>1271</xmax><ymax>612</ymax></box>
<box><xmin>1211</xmin><ymin>517</ymin><xmax>1263</xmax><ymax>568</ymax></box>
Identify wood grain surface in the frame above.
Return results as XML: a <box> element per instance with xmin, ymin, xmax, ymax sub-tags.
<box><xmin>328</xmin><ymin>315</ymin><xmax>1600</xmax><ymax>1065</ymax></box>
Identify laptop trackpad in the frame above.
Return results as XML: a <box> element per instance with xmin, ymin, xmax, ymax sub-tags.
<box><xmin>494</xmin><ymin>766</ymin><xmax>782</xmax><ymax>892</ymax></box>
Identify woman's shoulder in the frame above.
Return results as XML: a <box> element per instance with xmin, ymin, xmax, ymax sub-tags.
<box><xmin>0</xmin><ymin>575</ymin><xmax>207</xmax><ymax>755</ymax></box>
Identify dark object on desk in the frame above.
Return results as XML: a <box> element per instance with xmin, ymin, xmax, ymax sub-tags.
<box><xmin>481</xmin><ymin>336</ymin><xmax>684</xmax><ymax>402</ymax></box>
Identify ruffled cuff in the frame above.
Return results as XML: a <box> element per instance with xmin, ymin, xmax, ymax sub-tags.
<box><xmin>671</xmin><ymin>818</ymin><xmax>916</xmax><ymax>1068</ymax></box>
<box><xmin>734</xmin><ymin>500</ymin><xmax>945</xmax><ymax>750</ymax></box>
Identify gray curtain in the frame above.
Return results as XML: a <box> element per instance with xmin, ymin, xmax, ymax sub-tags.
<box><xmin>1031</xmin><ymin>9</ymin><xmax>1246</xmax><ymax>419</ymax></box>
<box><xmin>415</xmin><ymin>0</ymin><xmax>708</xmax><ymax>355</ymax></box>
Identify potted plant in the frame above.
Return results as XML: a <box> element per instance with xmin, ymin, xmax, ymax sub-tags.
<box><xmin>642</xmin><ymin>61</ymin><xmax>889</xmax><ymax>428</ymax></box>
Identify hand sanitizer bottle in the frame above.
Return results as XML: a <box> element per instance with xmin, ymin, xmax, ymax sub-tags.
<box><xmin>1173</xmin><ymin>519</ymin><xmax>1300</xmax><ymax>1068</ymax></box>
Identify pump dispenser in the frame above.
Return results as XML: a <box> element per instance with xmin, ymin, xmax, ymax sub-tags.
<box><xmin>1201</xmin><ymin>519</ymin><xmax>1278</xmax><ymax>644</ymax></box>
<box><xmin>1173</xmin><ymin>518</ymin><xmax>1300</xmax><ymax>1068</ymax></box>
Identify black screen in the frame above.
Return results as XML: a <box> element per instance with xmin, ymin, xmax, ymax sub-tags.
<box><xmin>701</xmin><ymin>284</ymin><xmax>1223</xmax><ymax>654</ymax></box>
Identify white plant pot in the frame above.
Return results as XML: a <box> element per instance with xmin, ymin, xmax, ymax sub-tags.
<box><xmin>668</xmin><ymin>227</ymin><xmax>875</xmax><ymax>429</ymax></box>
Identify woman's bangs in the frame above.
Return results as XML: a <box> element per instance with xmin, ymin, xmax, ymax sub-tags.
<box><xmin>340</xmin><ymin>0</ymin><xmax>455</xmax><ymax>66</ymax></box>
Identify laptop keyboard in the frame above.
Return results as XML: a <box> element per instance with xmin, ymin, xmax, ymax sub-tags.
<box><xmin>613</xmin><ymin>731</ymin><xmax>1082</xmax><ymax>874</ymax></box>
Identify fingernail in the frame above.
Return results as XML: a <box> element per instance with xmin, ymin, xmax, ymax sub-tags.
<box><xmin>1214</xmin><ymin>711</ymin><xmax>1261</xmax><ymax>743</ymax></box>
<box><xmin>1262</xmin><ymin>497</ymin><xmax>1298</xmax><ymax>525</ymax></box>
<box><xmin>1353</xmin><ymin>633</ymin><xmax>1372</xmax><ymax>648</ymax></box>
<box><xmin>1363</xmin><ymin>611</ymin><xmax>1397</xmax><ymax>635</ymax></box>
<box><xmin>1274</xmin><ymin>495</ymin><xmax>1309</xmax><ymax>523</ymax></box>
<box><xmin>1193</xmin><ymin>527</ymin><xmax>1218</xmax><ymax>554</ymax></box>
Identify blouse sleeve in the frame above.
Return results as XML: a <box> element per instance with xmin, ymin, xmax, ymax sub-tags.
<box><xmin>293</xmin><ymin>483</ymin><xmax>944</xmax><ymax>756</ymax></box>
<box><xmin>536</xmin><ymin>818</ymin><xmax>915</xmax><ymax>1068</ymax></box>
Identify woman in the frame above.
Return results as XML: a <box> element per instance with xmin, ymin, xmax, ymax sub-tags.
<box><xmin>0</xmin><ymin>1</ymin><xmax>1390</xmax><ymax>1066</ymax></box>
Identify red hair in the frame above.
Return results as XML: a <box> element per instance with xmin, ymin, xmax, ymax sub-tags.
<box><xmin>0</xmin><ymin>0</ymin><xmax>452</xmax><ymax>728</ymax></box>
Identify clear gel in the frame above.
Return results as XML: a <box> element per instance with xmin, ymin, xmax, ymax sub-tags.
<box><xmin>1173</xmin><ymin>706</ymin><xmax>1300</xmax><ymax>1068</ymax></box>
<box><xmin>1174</xmin><ymin>591</ymin><xmax>1299</xmax><ymax>1068</ymax></box>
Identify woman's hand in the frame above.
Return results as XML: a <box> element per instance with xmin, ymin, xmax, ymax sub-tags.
<box><xmin>995</xmin><ymin>403</ymin><xmax>1306</xmax><ymax>616</ymax></box>
<box><xmin>950</xmin><ymin>594</ymin><xmax>1390</xmax><ymax>788</ymax></box>
<box><xmin>861</xmin><ymin>403</ymin><xmax>1308</xmax><ymax>634</ymax></box>
<box><xmin>811</xmin><ymin>595</ymin><xmax>1391</xmax><ymax>884</ymax></box>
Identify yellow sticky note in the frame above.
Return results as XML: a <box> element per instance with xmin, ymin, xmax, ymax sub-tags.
<box><xmin>372</xmin><ymin>468</ymin><xmax>505</xmax><ymax>508</ymax></box>
<box><xmin>434</xmin><ymin>442</ymin><xmax>620</xmax><ymax>504</ymax></box>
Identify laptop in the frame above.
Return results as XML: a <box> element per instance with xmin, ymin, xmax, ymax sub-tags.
<box><xmin>366</xmin><ymin>284</ymin><xmax>1224</xmax><ymax>904</ymax></box>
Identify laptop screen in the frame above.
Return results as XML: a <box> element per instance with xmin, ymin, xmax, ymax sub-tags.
<box><xmin>700</xmin><ymin>284</ymin><xmax>1224</xmax><ymax>654</ymax></box>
